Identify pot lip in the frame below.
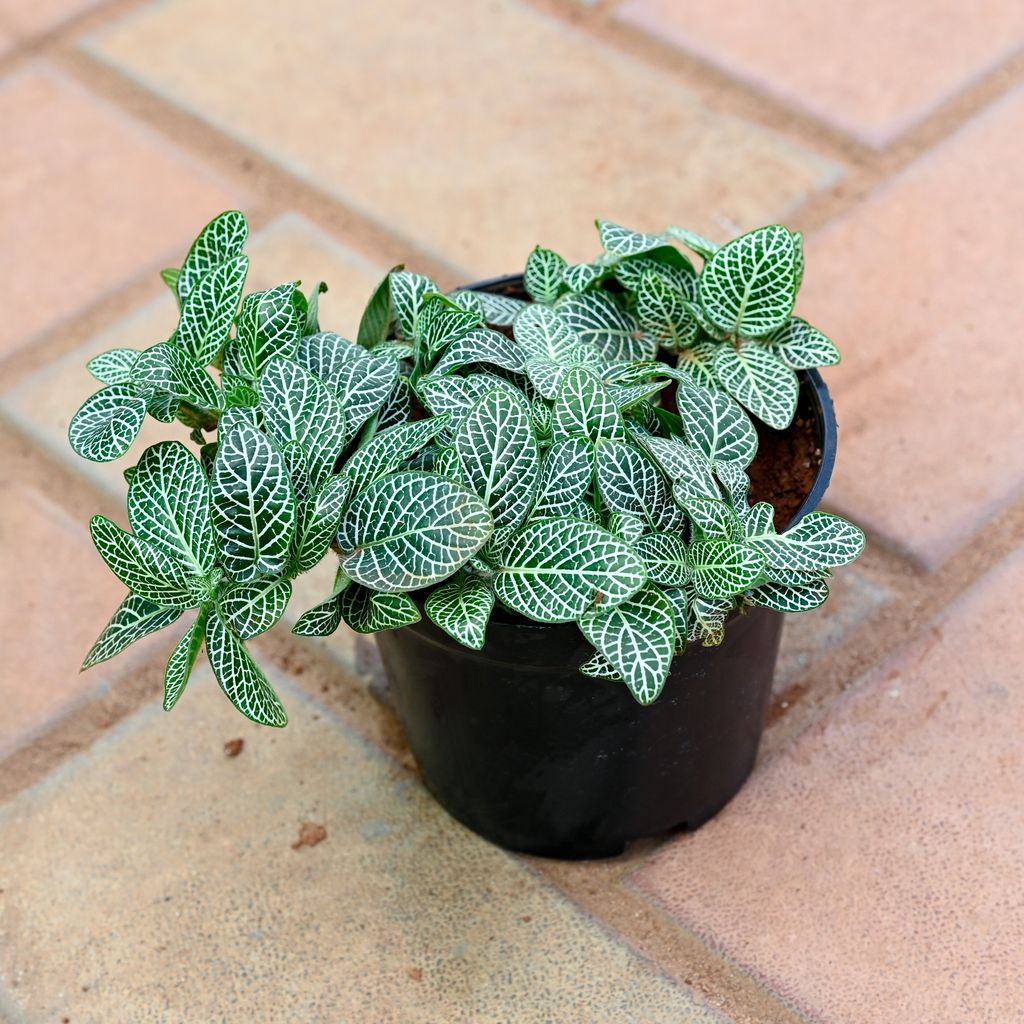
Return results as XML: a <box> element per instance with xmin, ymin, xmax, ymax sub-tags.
<box><xmin>447</xmin><ymin>271</ymin><xmax>839</xmax><ymax>635</ymax></box>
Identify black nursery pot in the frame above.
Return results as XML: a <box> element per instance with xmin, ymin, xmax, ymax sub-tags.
<box><xmin>376</xmin><ymin>274</ymin><xmax>838</xmax><ymax>859</ymax></box>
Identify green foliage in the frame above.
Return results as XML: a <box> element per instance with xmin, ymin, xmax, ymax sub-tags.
<box><xmin>72</xmin><ymin>210</ymin><xmax>862</xmax><ymax>724</ymax></box>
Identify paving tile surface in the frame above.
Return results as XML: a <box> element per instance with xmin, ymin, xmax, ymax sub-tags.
<box><xmin>797</xmin><ymin>87</ymin><xmax>1024</xmax><ymax>568</ymax></box>
<box><xmin>0</xmin><ymin>481</ymin><xmax>129</xmax><ymax>755</ymax></box>
<box><xmin>616</xmin><ymin>0</ymin><xmax>1024</xmax><ymax>147</ymax></box>
<box><xmin>0</xmin><ymin>675</ymin><xmax>724</xmax><ymax>1024</ymax></box>
<box><xmin>0</xmin><ymin>0</ymin><xmax>103</xmax><ymax>39</ymax></box>
<box><xmin>632</xmin><ymin>548</ymin><xmax>1024</xmax><ymax>1024</ymax></box>
<box><xmin>0</xmin><ymin>64</ymin><xmax>242</xmax><ymax>361</ymax></box>
<box><xmin>86</xmin><ymin>0</ymin><xmax>840</xmax><ymax>276</ymax></box>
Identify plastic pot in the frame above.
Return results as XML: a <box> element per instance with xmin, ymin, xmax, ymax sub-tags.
<box><xmin>375</xmin><ymin>275</ymin><xmax>837</xmax><ymax>859</ymax></box>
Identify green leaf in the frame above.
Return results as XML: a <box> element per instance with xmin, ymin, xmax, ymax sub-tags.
<box><xmin>291</xmin><ymin>594</ymin><xmax>343</xmax><ymax>637</ymax></box>
<box><xmin>749</xmin><ymin>511</ymin><xmax>865</xmax><ymax>571</ymax></box>
<box><xmin>524</xmin><ymin>246</ymin><xmax>567</xmax><ymax>303</ymax></box>
<box><xmin>127</xmin><ymin>441</ymin><xmax>215</xmax><ymax>574</ymax></box>
<box><xmin>684</xmin><ymin>496</ymin><xmax>740</xmax><ymax>540</ymax></box>
<box><xmin>146</xmin><ymin>390</ymin><xmax>180</xmax><ymax>424</ymax></box>
<box><xmin>390</xmin><ymin>271</ymin><xmax>438</xmax><ymax>339</ymax></box>
<box><xmin>614</xmin><ymin>250</ymin><xmax>697</xmax><ymax>296</ymax></box>
<box><xmin>688</xmin><ymin>540</ymin><xmax>765</xmax><ymax>600</ymax></box>
<box><xmin>532</xmin><ymin>437</ymin><xmax>594</xmax><ymax>519</ymax></box>
<box><xmin>595</xmin><ymin>439</ymin><xmax>674</xmax><ymax>529</ymax></box>
<box><xmin>82</xmin><ymin>594</ymin><xmax>182</xmax><ymax>670</ymax></box>
<box><xmin>431</xmin><ymin>326</ymin><xmax>527</xmax><ymax>377</ymax></box>
<box><xmin>714</xmin><ymin>342</ymin><xmax>798</xmax><ymax>429</ymax></box>
<box><xmin>699</xmin><ymin>225</ymin><xmax>796</xmax><ymax>338</ymax></box>
<box><xmin>634</xmin><ymin>533</ymin><xmax>689</xmax><ymax>586</ymax></box>
<box><xmin>211</xmin><ymin>423</ymin><xmax>297</xmax><ymax>582</ymax></box>
<box><xmin>743</xmin><ymin>501</ymin><xmax>776</xmax><ymax>539</ymax></box>
<box><xmin>715</xmin><ymin>459</ymin><xmax>750</xmax><ymax>515</ymax></box>
<box><xmin>337</xmin><ymin>471</ymin><xmax>491</xmax><ymax>592</ymax></box>
<box><xmin>160</xmin><ymin>267</ymin><xmax>181</xmax><ymax>298</ymax></box>
<box><xmin>792</xmin><ymin>230</ymin><xmax>805</xmax><ymax>290</ymax></box>
<box><xmin>562</xmin><ymin>262</ymin><xmax>604</xmax><ymax>292</ymax></box>
<box><xmin>636</xmin><ymin>272</ymin><xmax>698</xmax><ymax>350</ymax></box>
<box><xmin>425</xmin><ymin>573</ymin><xmax>495</xmax><ymax>650</ymax></box>
<box><xmin>513</xmin><ymin>303</ymin><xmax>585</xmax><ymax>364</ymax></box>
<box><xmin>494</xmin><ymin>518</ymin><xmax>645</xmax><ymax>623</ymax></box>
<box><xmin>676</xmin><ymin>383</ymin><xmax>758</xmax><ymax>467</ymax></box>
<box><xmin>257</xmin><ymin>357</ymin><xmax>346</xmax><ymax>488</ymax></box>
<box><xmin>455</xmin><ymin>390</ymin><xmax>540</xmax><ymax>530</ymax></box>
<box><xmin>163</xmin><ymin>607</ymin><xmax>207</xmax><ymax>711</ymax></box>
<box><xmin>596</xmin><ymin>220</ymin><xmax>666</xmax><ymax>261</ymax></box>
<box><xmin>297</xmin><ymin>331</ymin><xmax>356</xmax><ymax>381</ymax></box>
<box><xmin>338</xmin><ymin>586</ymin><xmax>420</xmax><ymax>633</ymax></box>
<box><xmin>552</xmin><ymin>366</ymin><xmax>624</xmax><ymax>442</ymax></box>
<box><xmin>417</xmin><ymin>372</ymin><xmax>524</xmax><ymax>429</ymax></box>
<box><xmin>376</xmin><ymin>375</ymin><xmax>412</xmax><ymax>431</ymax></box>
<box><xmin>132</xmin><ymin>342</ymin><xmax>221</xmax><ymax>410</ymax></box>
<box><xmin>305</xmin><ymin>280</ymin><xmax>327</xmax><ymax>335</ymax></box>
<box><xmin>689</xmin><ymin>594</ymin><xmax>732</xmax><ymax>646</ymax></box>
<box><xmin>661</xmin><ymin>585</ymin><xmax>689</xmax><ymax>653</ymax></box>
<box><xmin>219</xmin><ymin>577</ymin><xmax>291</xmax><ymax>639</ymax></box>
<box><xmin>579</xmin><ymin>650</ymin><xmax>622</xmax><ymax>681</ymax></box>
<box><xmin>68</xmin><ymin>385</ymin><xmax>146</xmax><ymax>462</ymax></box>
<box><xmin>665</xmin><ymin>226</ymin><xmax>719</xmax><ymax>261</ymax></box>
<box><xmin>344</xmin><ymin>417</ymin><xmax>448</xmax><ymax>497</ymax></box>
<box><xmin>456</xmin><ymin>290</ymin><xmax>528</xmax><ymax>326</ymax></box>
<box><xmin>559</xmin><ymin>292</ymin><xmax>653</xmax><ymax>361</ymax></box>
<box><xmin>331</xmin><ymin>352</ymin><xmax>399</xmax><ymax>440</ymax></box>
<box><xmin>448</xmin><ymin>290</ymin><xmax>485</xmax><ymax>318</ymax></box>
<box><xmin>579</xmin><ymin>583</ymin><xmax>675</xmax><ymax>704</ymax></box>
<box><xmin>415</xmin><ymin>295</ymin><xmax>481</xmax><ymax>358</ymax></box>
<box><xmin>227</xmin><ymin>282</ymin><xmax>303</xmax><ymax>379</ymax></box>
<box><xmin>766</xmin><ymin>317</ymin><xmax>840</xmax><ymax>369</ymax></box>
<box><xmin>205</xmin><ymin>606</ymin><xmax>287</xmax><ymax>727</ymax></box>
<box><xmin>747</xmin><ymin>577</ymin><xmax>829</xmax><ymax>613</ymax></box>
<box><xmin>674</xmin><ymin>339</ymin><xmax>720</xmax><ymax>391</ymax></box>
<box><xmin>89</xmin><ymin>515</ymin><xmax>197</xmax><ymax>608</ymax></box>
<box><xmin>87</xmin><ymin>349</ymin><xmax>139</xmax><ymax>386</ymax></box>
<box><xmin>280</xmin><ymin>440</ymin><xmax>310</xmax><ymax>505</ymax></box>
<box><xmin>606</xmin><ymin>511</ymin><xmax>645</xmax><ymax>544</ymax></box>
<box><xmin>634</xmin><ymin>433</ymin><xmax>720</xmax><ymax>500</ymax></box>
<box><xmin>358</xmin><ymin>267</ymin><xmax>400</xmax><ymax>348</ymax></box>
<box><xmin>294</xmin><ymin>473</ymin><xmax>351</xmax><ymax>572</ymax></box>
<box><xmin>177</xmin><ymin>254</ymin><xmax>248</xmax><ymax>365</ymax></box>
<box><xmin>176</xmin><ymin>210</ymin><xmax>248</xmax><ymax>302</ymax></box>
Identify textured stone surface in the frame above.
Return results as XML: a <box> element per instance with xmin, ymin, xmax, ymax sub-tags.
<box><xmin>0</xmin><ymin>64</ymin><xmax>242</xmax><ymax>360</ymax></box>
<box><xmin>0</xmin><ymin>214</ymin><xmax>383</xmax><ymax>503</ymax></box>
<box><xmin>0</xmin><ymin>675</ymin><xmax>722</xmax><ymax>1023</ymax></box>
<box><xmin>797</xmin><ymin>87</ymin><xmax>1024</xmax><ymax>568</ymax></box>
<box><xmin>632</xmin><ymin>548</ymin><xmax>1024</xmax><ymax>1024</ymax></box>
<box><xmin>0</xmin><ymin>481</ymin><xmax>127</xmax><ymax>755</ymax></box>
<box><xmin>86</xmin><ymin>0</ymin><xmax>840</xmax><ymax>276</ymax></box>
<box><xmin>616</xmin><ymin>0</ymin><xmax>1024</xmax><ymax>147</ymax></box>
<box><xmin>0</xmin><ymin>0</ymin><xmax>103</xmax><ymax>38</ymax></box>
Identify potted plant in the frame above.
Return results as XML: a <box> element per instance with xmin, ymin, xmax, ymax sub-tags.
<box><xmin>71</xmin><ymin>211</ymin><xmax>863</xmax><ymax>858</ymax></box>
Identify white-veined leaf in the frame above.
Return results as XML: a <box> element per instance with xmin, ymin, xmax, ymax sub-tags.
<box><xmin>344</xmin><ymin>417</ymin><xmax>448</xmax><ymax>496</ymax></box>
<box><xmin>89</xmin><ymin>515</ymin><xmax>197</xmax><ymax>608</ymax></box>
<box><xmin>82</xmin><ymin>594</ymin><xmax>182</xmax><ymax>670</ymax></box>
<box><xmin>127</xmin><ymin>441</ymin><xmax>215</xmax><ymax>574</ymax></box>
<box><xmin>684</xmin><ymin>496</ymin><xmax>740</xmax><ymax>540</ymax></box>
<box><xmin>455</xmin><ymin>390</ymin><xmax>540</xmax><ymax>530</ymax></box>
<box><xmin>634</xmin><ymin>533</ymin><xmax>689</xmax><ymax>587</ymax></box>
<box><xmin>87</xmin><ymin>349</ymin><xmax>139</xmax><ymax>386</ymax></box>
<box><xmin>559</xmin><ymin>292</ymin><xmax>653</xmax><ymax>361</ymax></box>
<box><xmin>176</xmin><ymin>210</ymin><xmax>247</xmax><ymax>302</ymax></box>
<box><xmin>744</xmin><ymin>502</ymin><xmax>777</xmax><ymax>539</ymax></box>
<box><xmin>211</xmin><ymin>423</ymin><xmax>297</xmax><ymax>582</ymax></box>
<box><xmin>146</xmin><ymin>390</ymin><xmax>180</xmax><ymax>424</ymax></box>
<box><xmin>552</xmin><ymin>366</ymin><xmax>624</xmax><ymax>442</ymax></box>
<box><xmin>227</xmin><ymin>282</ymin><xmax>303</xmax><ymax>378</ymax></box>
<box><xmin>163</xmin><ymin>607</ymin><xmax>207</xmax><ymax>711</ymax></box>
<box><xmin>415</xmin><ymin>295</ymin><xmax>481</xmax><ymax>358</ymax></box>
<box><xmin>714</xmin><ymin>342</ymin><xmax>798</xmax><ymax>429</ymax></box>
<box><xmin>676</xmin><ymin>382</ymin><xmax>758</xmax><ymax>467</ymax></box>
<box><xmin>220</xmin><ymin>577</ymin><xmax>291</xmax><ymax>638</ymax></box>
<box><xmin>417</xmin><ymin>372</ymin><xmax>524</xmax><ymax>427</ymax></box>
<box><xmin>715</xmin><ymin>459</ymin><xmax>750</xmax><ymax>515</ymax></box>
<box><xmin>281</xmin><ymin>440</ymin><xmax>311</xmax><ymax>505</ymax></box>
<box><xmin>205</xmin><ymin>606</ymin><xmax>287</xmax><ymax>727</ymax></box>
<box><xmin>749</xmin><ymin>512</ymin><xmax>865</xmax><ymax>571</ymax></box>
<box><xmin>596</xmin><ymin>220</ymin><xmax>665</xmax><ymax>261</ymax></box>
<box><xmin>665</xmin><ymin>226</ymin><xmax>719</xmax><ymax>261</ymax></box>
<box><xmin>747</xmin><ymin>577</ymin><xmax>829</xmax><ymax>613</ymax></box>
<box><xmin>579</xmin><ymin>649</ymin><xmax>622</xmax><ymax>681</ymax></box>
<box><xmin>358</xmin><ymin>267</ymin><xmax>399</xmax><ymax>349</ymax></box>
<box><xmin>579</xmin><ymin>583</ymin><xmax>675</xmax><ymax>704</ymax></box>
<box><xmin>766</xmin><ymin>317</ymin><xmax>840</xmax><ymax>369</ymax></box>
<box><xmin>531</xmin><ymin>399</ymin><xmax>553</xmax><ymax>442</ymax></box>
<box><xmin>337</xmin><ymin>471</ymin><xmax>492</xmax><ymax>592</ymax></box>
<box><xmin>430</xmin><ymin>326</ymin><xmax>527</xmax><ymax>377</ymax></box>
<box><xmin>257</xmin><ymin>357</ymin><xmax>346</xmax><ymax>488</ymax></box>
<box><xmin>68</xmin><ymin>385</ymin><xmax>146</xmax><ymax>462</ymax></box>
<box><xmin>294</xmin><ymin>473</ymin><xmax>352</xmax><ymax>572</ymax></box>
<box><xmin>305</xmin><ymin>280</ymin><xmax>327</xmax><ymax>334</ymax></box>
<box><xmin>513</xmin><ymin>303</ymin><xmax>583</xmax><ymax>364</ymax></box>
<box><xmin>635</xmin><ymin>434</ymin><xmax>720</xmax><ymax>498</ymax></box>
<box><xmin>792</xmin><ymin>230</ymin><xmax>805</xmax><ymax>290</ymax></box>
<box><xmin>688</xmin><ymin>540</ymin><xmax>765</xmax><ymax>600</ymax></box>
<box><xmin>291</xmin><ymin>568</ymin><xmax>350</xmax><ymax>636</ymax></box>
<box><xmin>661</xmin><ymin>585</ymin><xmax>689</xmax><ymax>653</ymax></box>
<box><xmin>456</xmin><ymin>290</ymin><xmax>528</xmax><ymax>326</ymax></box>
<box><xmin>614</xmin><ymin>252</ymin><xmax>697</xmax><ymax>296</ymax></box>
<box><xmin>562</xmin><ymin>262</ymin><xmax>604</xmax><ymax>292</ymax></box>
<box><xmin>636</xmin><ymin>272</ymin><xmax>698</xmax><ymax>350</ymax></box>
<box><xmin>494</xmin><ymin>518</ymin><xmax>645</xmax><ymax>623</ymax></box>
<box><xmin>594</xmin><ymin>439</ymin><xmax>673</xmax><ymax>529</ymax></box>
<box><xmin>606</xmin><ymin>379</ymin><xmax>669</xmax><ymax>409</ymax></box>
<box><xmin>524</xmin><ymin>246</ymin><xmax>567</xmax><ymax>303</ymax></box>
<box><xmin>425</xmin><ymin>573</ymin><xmax>495</xmax><ymax>650</ymax></box>
<box><xmin>376</xmin><ymin>375</ymin><xmax>412</xmax><ymax>431</ymax></box>
<box><xmin>132</xmin><ymin>342</ymin><xmax>221</xmax><ymax>410</ymax></box>
<box><xmin>448</xmin><ymin>290</ymin><xmax>485</xmax><ymax>318</ymax></box>
<box><xmin>331</xmin><ymin>353</ymin><xmax>399</xmax><ymax>440</ymax></box>
<box><xmin>606</xmin><ymin>511</ymin><xmax>645</xmax><ymax>544</ymax></box>
<box><xmin>177</xmin><ymin>254</ymin><xmax>248</xmax><ymax>365</ymax></box>
<box><xmin>390</xmin><ymin>271</ymin><xmax>437</xmax><ymax>339</ymax></box>
<box><xmin>338</xmin><ymin>585</ymin><xmax>420</xmax><ymax>633</ymax></box>
<box><xmin>688</xmin><ymin>593</ymin><xmax>732</xmax><ymax>646</ymax></box>
<box><xmin>699</xmin><ymin>225</ymin><xmax>796</xmax><ymax>338</ymax></box>
<box><xmin>673</xmin><ymin>339</ymin><xmax>720</xmax><ymax>390</ymax></box>
<box><xmin>532</xmin><ymin>437</ymin><xmax>594</xmax><ymax>519</ymax></box>
<box><xmin>298</xmin><ymin>332</ymin><xmax>359</xmax><ymax>382</ymax></box>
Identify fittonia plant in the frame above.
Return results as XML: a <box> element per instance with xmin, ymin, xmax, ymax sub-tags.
<box><xmin>73</xmin><ymin>212</ymin><xmax>864</xmax><ymax>723</ymax></box>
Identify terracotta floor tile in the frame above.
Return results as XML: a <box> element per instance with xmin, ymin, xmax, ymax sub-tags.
<box><xmin>632</xmin><ymin>547</ymin><xmax>1024</xmax><ymax>1024</ymax></box>
<box><xmin>85</xmin><ymin>0</ymin><xmax>840</xmax><ymax>277</ymax></box>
